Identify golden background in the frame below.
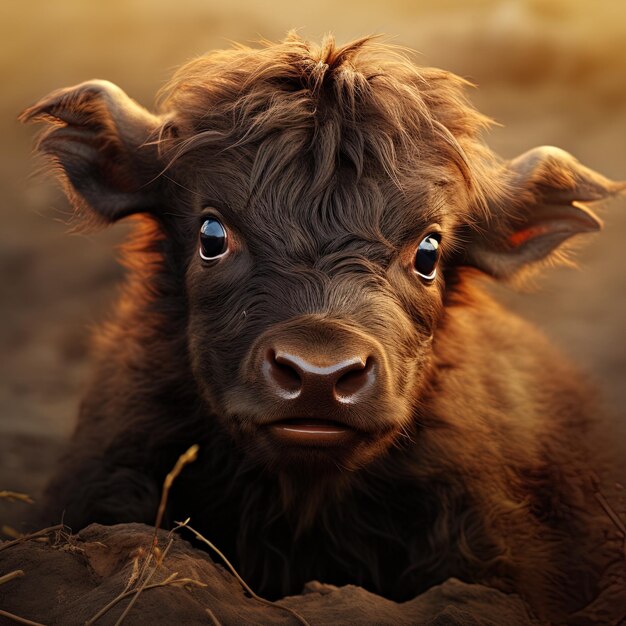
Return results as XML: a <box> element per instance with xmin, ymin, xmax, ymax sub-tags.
<box><xmin>1</xmin><ymin>0</ymin><xmax>624</xmax><ymax>502</ymax></box>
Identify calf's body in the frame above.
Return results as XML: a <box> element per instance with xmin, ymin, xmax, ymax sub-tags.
<box><xmin>22</xmin><ymin>35</ymin><xmax>625</xmax><ymax>622</ymax></box>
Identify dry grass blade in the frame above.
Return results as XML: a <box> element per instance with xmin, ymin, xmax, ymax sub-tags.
<box><xmin>176</xmin><ymin>523</ymin><xmax>254</xmax><ymax>596</ymax></box>
<box><xmin>179</xmin><ymin>523</ymin><xmax>311</xmax><ymax>626</ymax></box>
<box><xmin>122</xmin><ymin>550</ymin><xmax>142</xmax><ymax>593</ymax></box>
<box><xmin>86</xmin><ymin>446</ymin><xmax>200</xmax><ymax>626</ymax></box>
<box><xmin>0</xmin><ymin>570</ymin><xmax>24</xmax><ymax>586</ymax></box>
<box><xmin>0</xmin><ymin>525</ymin><xmax>64</xmax><ymax>553</ymax></box>
<box><xmin>0</xmin><ymin>609</ymin><xmax>47</xmax><ymax>626</ymax></box>
<box><xmin>153</xmin><ymin>444</ymin><xmax>199</xmax><ymax>542</ymax></box>
<box><xmin>84</xmin><ymin>563</ymin><xmax>206</xmax><ymax>626</ymax></box>
<box><xmin>86</xmin><ymin>543</ymin><xmax>171</xmax><ymax>626</ymax></box>
<box><xmin>84</xmin><ymin>446</ymin><xmax>204</xmax><ymax>625</ymax></box>
<box><xmin>111</xmin><ymin>538</ymin><xmax>175</xmax><ymax>626</ymax></box>
<box><xmin>205</xmin><ymin>607</ymin><xmax>223</xmax><ymax>626</ymax></box>
<box><xmin>167</xmin><ymin>577</ymin><xmax>207</xmax><ymax>587</ymax></box>
<box><xmin>0</xmin><ymin>491</ymin><xmax>34</xmax><ymax>504</ymax></box>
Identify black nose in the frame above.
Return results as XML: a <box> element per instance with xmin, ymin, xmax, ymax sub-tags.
<box><xmin>263</xmin><ymin>348</ymin><xmax>376</xmax><ymax>404</ymax></box>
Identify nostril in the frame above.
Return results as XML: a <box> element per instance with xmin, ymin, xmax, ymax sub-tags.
<box><xmin>262</xmin><ymin>347</ymin><xmax>377</xmax><ymax>403</ymax></box>
<box><xmin>335</xmin><ymin>357</ymin><xmax>375</xmax><ymax>401</ymax></box>
<box><xmin>265</xmin><ymin>349</ymin><xmax>302</xmax><ymax>397</ymax></box>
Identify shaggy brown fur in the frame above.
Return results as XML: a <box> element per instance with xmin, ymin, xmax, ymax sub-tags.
<box><xmin>21</xmin><ymin>34</ymin><xmax>626</xmax><ymax>623</ymax></box>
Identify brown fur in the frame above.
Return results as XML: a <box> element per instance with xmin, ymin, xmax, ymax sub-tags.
<box><xmin>21</xmin><ymin>34</ymin><xmax>625</xmax><ymax>623</ymax></box>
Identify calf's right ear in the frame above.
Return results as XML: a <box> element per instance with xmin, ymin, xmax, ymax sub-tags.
<box><xmin>19</xmin><ymin>80</ymin><xmax>164</xmax><ymax>224</ymax></box>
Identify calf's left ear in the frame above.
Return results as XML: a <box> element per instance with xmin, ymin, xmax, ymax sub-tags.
<box><xmin>463</xmin><ymin>146</ymin><xmax>625</xmax><ymax>279</ymax></box>
<box><xmin>20</xmin><ymin>80</ymin><xmax>164</xmax><ymax>224</ymax></box>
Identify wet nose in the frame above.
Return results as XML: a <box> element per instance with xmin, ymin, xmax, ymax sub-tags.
<box><xmin>263</xmin><ymin>348</ymin><xmax>376</xmax><ymax>403</ymax></box>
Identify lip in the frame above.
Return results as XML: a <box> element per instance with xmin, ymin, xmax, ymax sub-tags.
<box><xmin>267</xmin><ymin>418</ymin><xmax>358</xmax><ymax>447</ymax></box>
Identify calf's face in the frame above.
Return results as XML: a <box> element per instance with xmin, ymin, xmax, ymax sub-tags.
<box><xmin>182</xmin><ymin>151</ymin><xmax>450</xmax><ymax>470</ymax></box>
<box><xmin>21</xmin><ymin>38</ymin><xmax>622</xmax><ymax>473</ymax></box>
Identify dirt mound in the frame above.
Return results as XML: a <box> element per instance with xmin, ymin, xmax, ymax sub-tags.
<box><xmin>0</xmin><ymin>523</ymin><xmax>539</xmax><ymax>625</ymax></box>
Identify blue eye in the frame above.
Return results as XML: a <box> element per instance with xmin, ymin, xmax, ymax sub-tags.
<box><xmin>199</xmin><ymin>218</ymin><xmax>228</xmax><ymax>260</ymax></box>
<box><xmin>414</xmin><ymin>233</ymin><xmax>441</xmax><ymax>280</ymax></box>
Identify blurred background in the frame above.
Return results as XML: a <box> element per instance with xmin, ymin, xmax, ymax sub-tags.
<box><xmin>1</xmin><ymin>0</ymin><xmax>625</xmax><ymax>524</ymax></box>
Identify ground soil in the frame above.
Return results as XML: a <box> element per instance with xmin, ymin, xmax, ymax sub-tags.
<box><xmin>0</xmin><ymin>523</ymin><xmax>541</xmax><ymax>625</ymax></box>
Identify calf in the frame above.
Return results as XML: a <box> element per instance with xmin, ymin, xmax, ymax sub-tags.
<box><xmin>22</xmin><ymin>34</ymin><xmax>625</xmax><ymax>622</ymax></box>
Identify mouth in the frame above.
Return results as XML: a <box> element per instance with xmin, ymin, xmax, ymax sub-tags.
<box><xmin>267</xmin><ymin>417</ymin><xmax>359</xmax><ymax>447</ymax></box>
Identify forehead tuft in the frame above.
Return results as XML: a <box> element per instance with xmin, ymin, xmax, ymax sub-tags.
<box><xmin>157</xmin><ymin>33</ymin><xmax>501</xmax><ymax>220</ymax></box>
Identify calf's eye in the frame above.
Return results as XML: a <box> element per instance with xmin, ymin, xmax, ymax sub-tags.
<box><xmin>414</xmin><ymin>233</ymin><xmax>441</xmax><ymax>280</ymax></box>
<box><xmin>199</xmin><ymin>218</ymin><xmax>228</xmax><ymax>260</ymax></box>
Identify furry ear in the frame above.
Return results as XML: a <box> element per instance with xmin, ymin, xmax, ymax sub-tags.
<box><xmin>462</xmin><ymin>146</ymin><xmax>625</xmax><ymax>279</ymax></box>
<box><xmin>20</xmin><ymin>80</ymin><xmax>163</xmax><ymax>223</ymax></box>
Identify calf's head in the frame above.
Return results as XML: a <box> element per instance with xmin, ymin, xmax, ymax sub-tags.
<box><xmin>21</xmin><ymin>36</ymin><xmax>623</xmax><ymax>473</ymax></box>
